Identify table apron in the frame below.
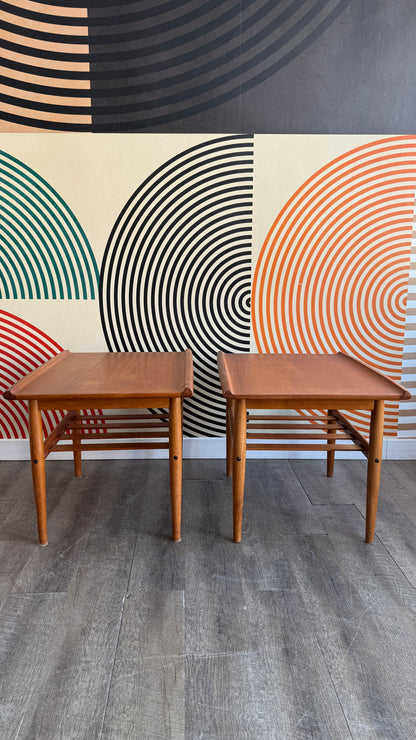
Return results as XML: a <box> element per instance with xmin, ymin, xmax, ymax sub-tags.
<box><xmin>38</xmin><ymin>397</ymin><xmax>174</xmax><ymax>410</ymax></box>
<box><xmin>245</xmin><ymin>398</ymin><xmax>376</xmax><ymax>410</ymax></box>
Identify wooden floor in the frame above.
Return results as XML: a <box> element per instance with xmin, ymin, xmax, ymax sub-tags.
<box><xmin>0</xmin><ymin>457</ymin><xmax>415</xmax><ymax>739</ymax></box>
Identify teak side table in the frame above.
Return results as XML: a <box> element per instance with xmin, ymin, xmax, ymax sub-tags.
<box><xmin>4</xmin><ymin>350</ymin><xmax>193</xmax><ymax>545</ymax></box>
<box><xmin>217</xmin><ymin>351</ymin><xmax>411</xmax><ymax>544</ymax></box>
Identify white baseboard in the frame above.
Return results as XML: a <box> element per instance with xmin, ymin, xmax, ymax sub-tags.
<box><xmin>384</xmin><ymin>437</ymin><xmax>416</xmax><ymax>459</ymax></box>
<box><xmin>1</xmin><ymin>437</ymin><xmax>415</xmax><ymax>460</ymax></box>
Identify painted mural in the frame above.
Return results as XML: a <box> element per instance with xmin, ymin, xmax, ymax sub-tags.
<box><xmin>2</xmin><ymin>0</ymin><xmax>416</xmax><ymax>134</ymax></box>
<box><xmin>0</xmin><ymin>308</ymin><xmax>64</xmax><ymax>438</ymax></box>
<box><xmin>252</xmin><ymin>136</ymin><xmax>416</xmax><ymax>436</ymax></box>
<box><xmin>1</xmin><ymin>0</ymin><xmax>415</xmax><ymax>445</ymax></box>
<box><xmin>1</xmin><ymin>134</ymin><xmax>414</xmax><ymax>439</ymax></box>
<box><xmin>99</xmin><ymin>135</ymin><xmax>253</xmax><ymax>436</ymax></box>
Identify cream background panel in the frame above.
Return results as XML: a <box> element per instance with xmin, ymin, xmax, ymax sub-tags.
<box><xmin>252</xmin><ymin>134</ymin><xmax>380</xmax><ymax>258</ymax></box>
<box><xmin>3</xmin><ymin>299</ymin><xmax>104</xmax><ymax>352</ymax></box>
<box><xmin>0</xmin><ymin>134</ymin><xmax>218</xmax><ymax>266</ymax></box>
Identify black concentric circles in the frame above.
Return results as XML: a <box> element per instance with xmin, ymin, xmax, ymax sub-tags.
<box><xmin>99</xmin><ymin>135</ymin><xmax>254</xmax><ymax>436</ymax></box>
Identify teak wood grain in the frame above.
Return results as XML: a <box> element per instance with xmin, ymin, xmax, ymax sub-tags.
<box><xmin>217</xmin><ymin>351</ymin><xmax>411</xmax><ymax>401</ymax></box>
<box><xmin>217</xmin><ymin>351</ymin><xmax>411</xmax><ymax>544</ymax></box>
<box><xmin>4</xmin><ymin>350</ymin><xmax>194</xmax><ymax>402</ymax></box>
<box><xmin>3</xmin><ymin>350</ymin><xmax>194</xmax><ymax>545</ymax></box>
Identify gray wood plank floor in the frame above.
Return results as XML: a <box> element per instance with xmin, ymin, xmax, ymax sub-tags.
<box><xmin>0</xmin><ymin>457</ymin><xmax>415</xmax><ymax>739</ymax></box>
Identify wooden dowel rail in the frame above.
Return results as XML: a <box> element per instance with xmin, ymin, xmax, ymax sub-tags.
<box><xmin>247</xmin><ymin>414</ymin><xmax>334</xmax><ymax>421</ymax></box>
<box><xmin>54</xmin><ymin>441</ymin><xmax>170</xmax><ymax>452</ymax></box>
<box><xmin>70</xmin><ymin>419</ymin><xmax>169</xmax><ymax>429</ymax></box>
<box><xmin>73</xmin><ymin>412</ymin><xmax>169</xmax><ymax>421</ymax></box>
<box><xmin>65</xmin><ymin>430</ymin><xmax>170</xmax><ymax>440</ymax></box>
<box><xmin>246</xmin><ymin>432</ymin><xmax>350</xmax><ymax>440</ymax></box>
<box><xmin>246</xmin><ymin>443</ymin><xmax>363</xmax><ymax>451</ymax></box>
<box><xmin>43</xmin><ymin>410</ymin><xmax>76</xmax><ymax>458</ymax></box>
<box><xmin>247</xmin><ymin>421</ymin><xmax>337</xmax><ymax>430</ymax></box>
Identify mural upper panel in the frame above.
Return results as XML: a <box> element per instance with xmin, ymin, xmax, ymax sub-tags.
<box><xmin>2</xmin><ymin>0</ymin><xmax>416</xmax><ymax>133</ymax></box>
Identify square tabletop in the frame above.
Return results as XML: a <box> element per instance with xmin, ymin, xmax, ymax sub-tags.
<box><xmin>217</xmin><ymin>352</ymin><xmax>411</xmax><ymax>402</ymax></box>
<box><xmin>5</xmin><ymin>350</ymin><xmax>194</xmax><ymax>402</ymax></box>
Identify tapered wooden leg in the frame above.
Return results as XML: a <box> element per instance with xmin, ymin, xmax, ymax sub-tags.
<box><xmin>73</xmin><ymin>409</ymin><xmax>82</xmax><ymax>477</ymax></box>
<box><xmin>226</xmin><ymin>399</ymin><xmax>234</xmax><ymax>477</ymax></box>
<box><xmin>28</xmin><ymin>400</ymin><xmax>48</xmax><ymax>546</ymax></box>
<box><xmin>169</xmin><ymin>396</ymin><xmax>183</xmax><ymax>541</ymax></box>
<box><xmin>233</xmin><ymin>398</ymin><xmax>247</xmax><ymax>543</ymax></box>
<box><xmin>365</xmin><ymin>400</ymin><xmax>384</xmax><ymax>543</ymax></box>
<box><xmin>327</xmin><ymin>409</ymin><xmax>335</xmax><ymax>477</ymax></box>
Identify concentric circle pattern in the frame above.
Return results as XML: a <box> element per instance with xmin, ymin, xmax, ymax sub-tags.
<box><xmin>0</xmin><ymin>310</ymin><xmax>103</xmax><ymax>438</ymax></box>
<box><xmin>2</xmin><ymin>0</ymin><xmax>350</xmax><ymax>131</ymax></box>
<box><xmin>1</xmin><ymin>0</ymin><xmax>91</xmax><ymax>131</ymax></box>
<box><xmin>100</xmin><ymin>135</ymin><xmax>253</xmax><ymax>436</ymax></box>
<box><xmin>253</xmin><ymin>136</ymin><xmax>416</xmax><ymax>435</ymax></box>
<box><xmin>0</xmin><ymin>309</ymin><xmax>65</xmax><ymax>438</ymax></box>
<box><xmin>0</xmin><ymin>150</ymin><xmax>99</xmax><ymax>299</ymax></box>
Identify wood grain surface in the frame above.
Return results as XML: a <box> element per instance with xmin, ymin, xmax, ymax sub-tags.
<box><xmin>5</xmin><ymin>350</ymin><xmax>194</xmax><ymax>401</ymax></box>
<box><xmin>0</xmin><ymin>458</ymin><xmax>415</xmax><ymax>739</ymax></box>
<box><xmin>217</xmin><ymin>351</ymin><xmax>412</xmax><ymax>401</ymax></box>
